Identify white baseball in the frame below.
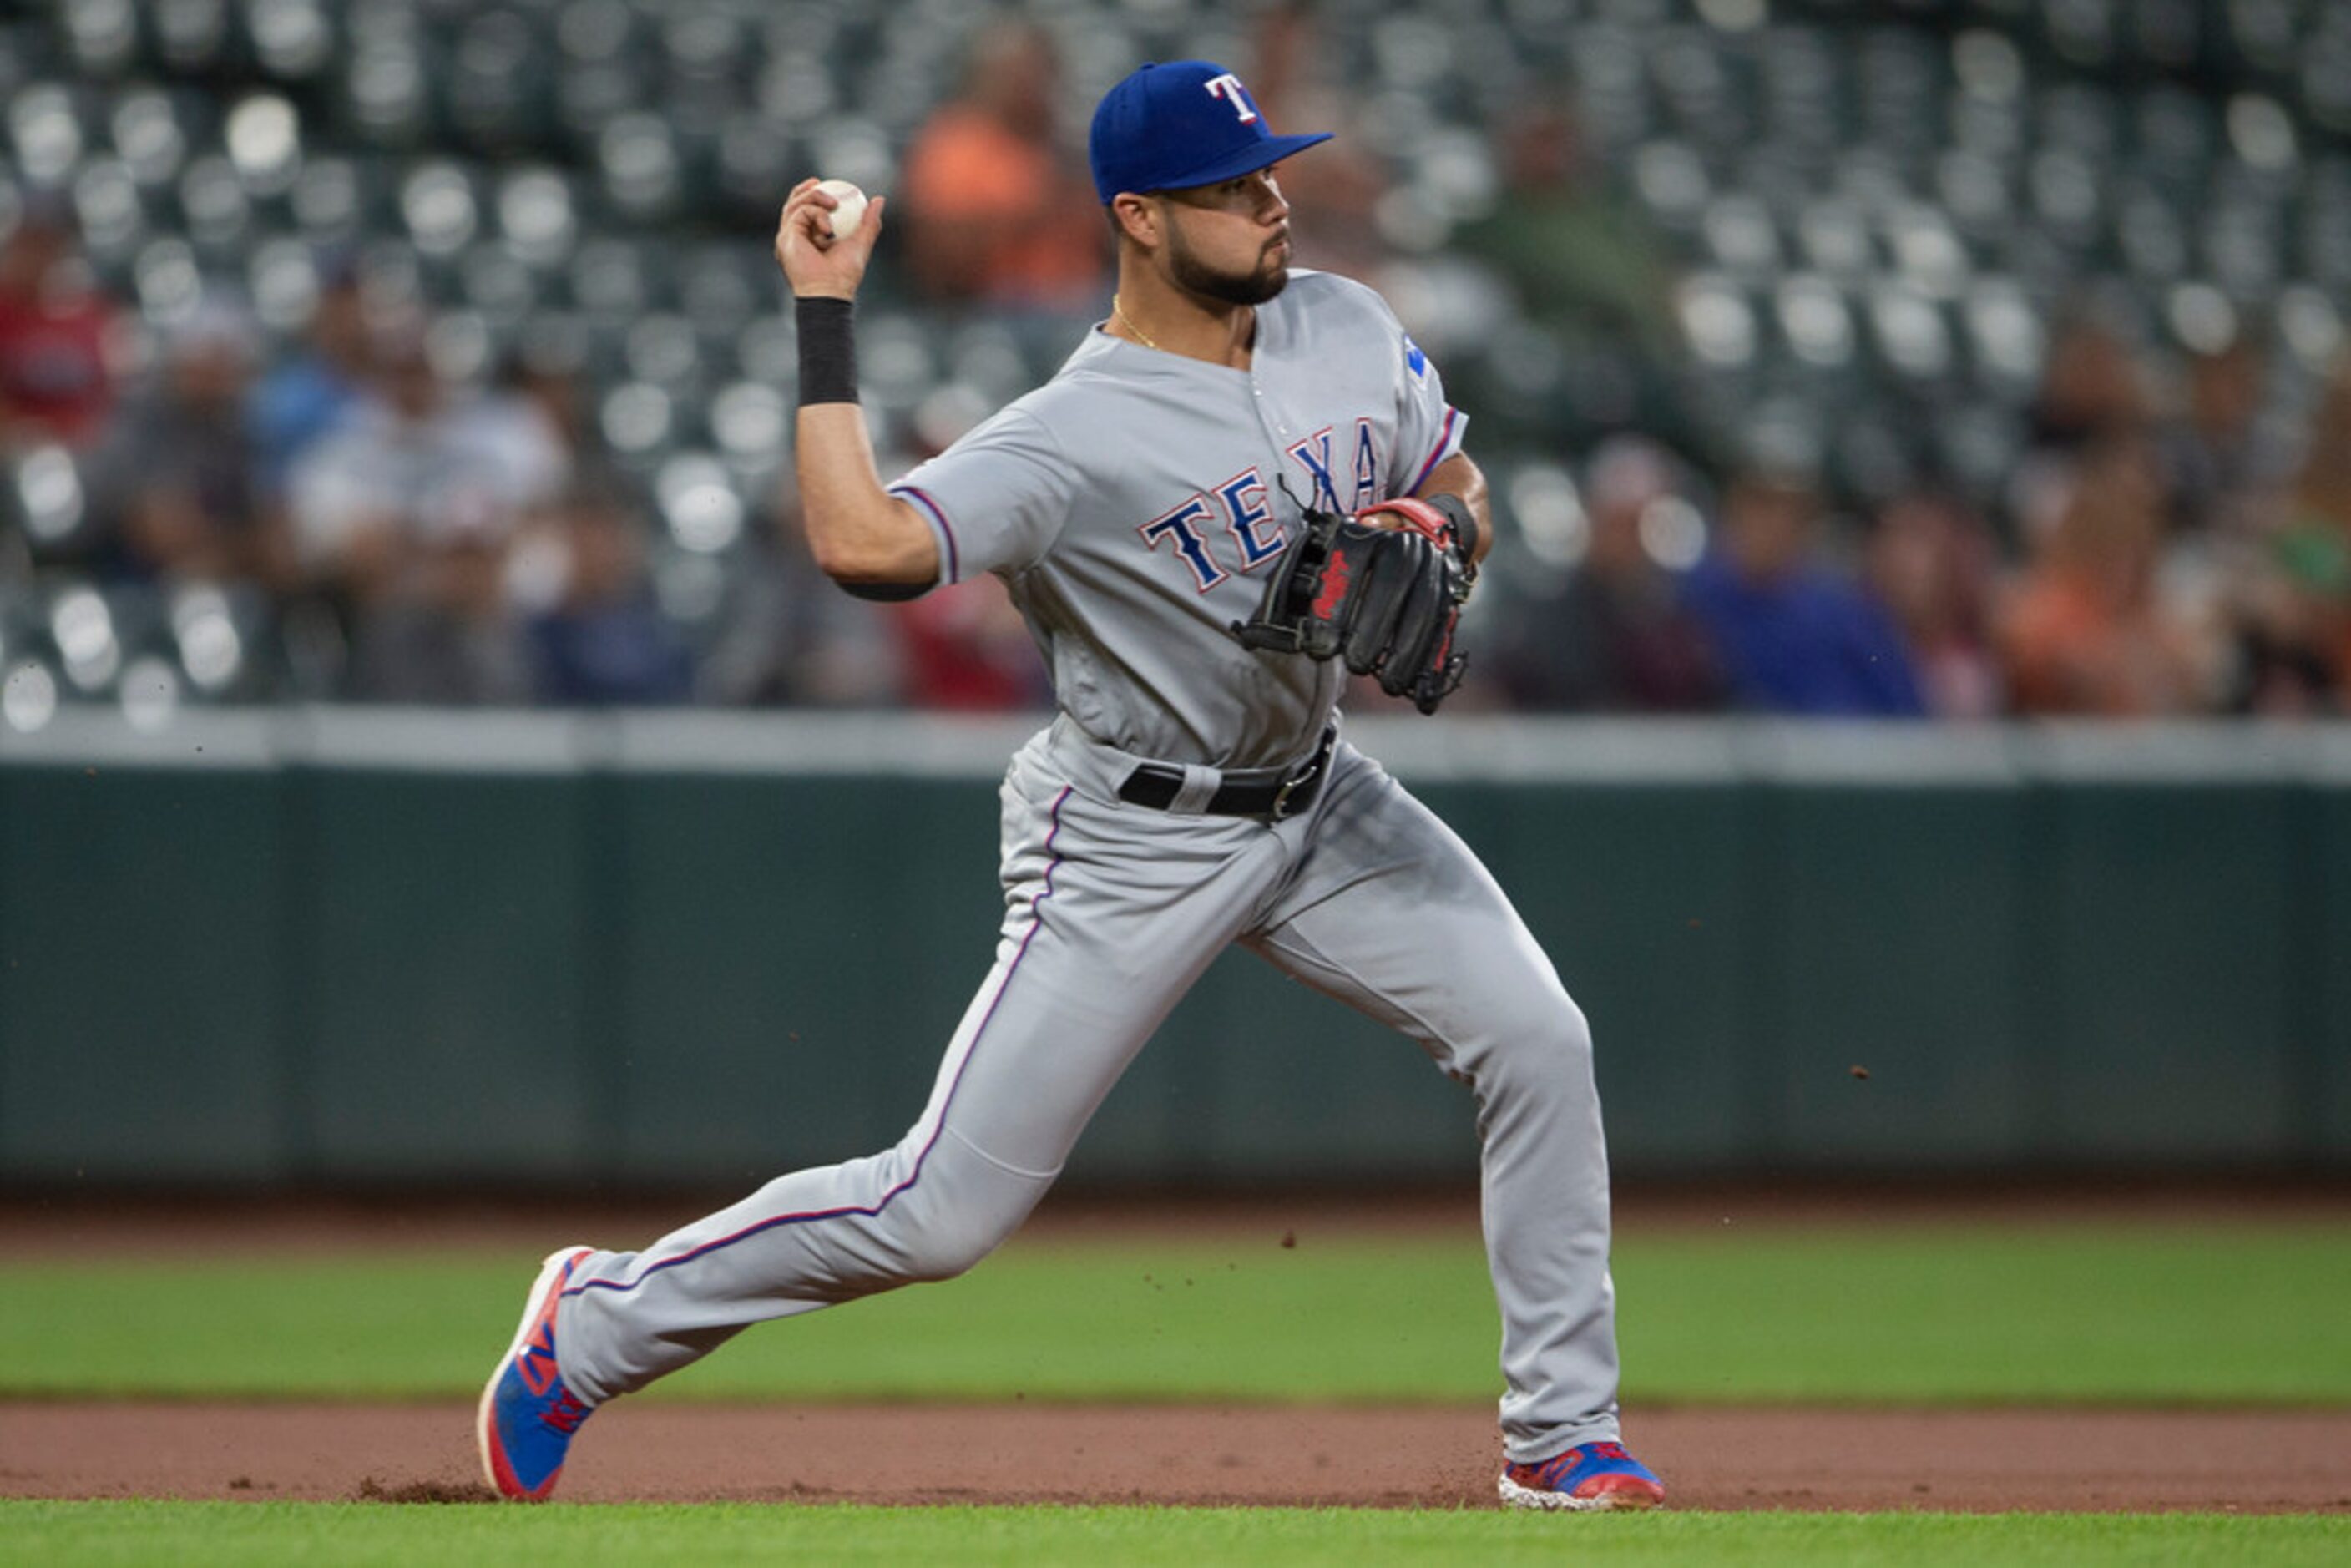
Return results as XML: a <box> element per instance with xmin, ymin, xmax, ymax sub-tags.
<box><xmin>815</xmin><ymin>179</ymin><xmax>868</xmax><ymax>240</ymax></box>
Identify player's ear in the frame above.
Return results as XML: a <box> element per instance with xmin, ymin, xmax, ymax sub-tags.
<box><xmin>1109</xmin><ymin>193</ymin><xmax>1159</xmax><ymax>250</ymax></box>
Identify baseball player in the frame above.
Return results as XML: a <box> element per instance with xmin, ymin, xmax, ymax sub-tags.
<box><xmin>480</xmin><ymin>59</ymin><xmax>1663</xmax><ymax>1513</ymax></box>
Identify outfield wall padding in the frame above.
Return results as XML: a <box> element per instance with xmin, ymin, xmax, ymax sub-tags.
<box><xmin>3</xmin><ymin>713</ymin><xmax>2346</xmax><ymax>1185</ymax></box>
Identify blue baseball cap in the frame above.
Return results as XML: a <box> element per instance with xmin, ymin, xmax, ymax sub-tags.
<box><xmin>1089</xmin><ymin>61</ymin><xmax>1332</xmax><ymax>204</ymax></box>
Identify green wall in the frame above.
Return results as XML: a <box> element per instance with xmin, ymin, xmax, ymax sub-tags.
<box><xmin>2</xmin><ymin>715</ymin><xmax>2344</xmax><ymax>1186</ymax></box>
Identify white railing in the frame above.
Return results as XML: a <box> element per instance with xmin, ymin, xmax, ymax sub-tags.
<box><xmin>6</xmin><ymin>706</ymin><xmax>2351</xmax><ymax>785</ymax></box>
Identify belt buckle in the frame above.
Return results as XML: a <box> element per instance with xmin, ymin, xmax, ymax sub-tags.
<box><xmin>1270</xmin><ymin>753</ymin><xmax>1320</xmax><ymax>820</ymax></box>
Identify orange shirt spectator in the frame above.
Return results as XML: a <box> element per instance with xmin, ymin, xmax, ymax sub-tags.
<box><xmin>899</xmin><ymin>24</ymin><xmax>1105</xmax><ymax>311</ymax></box>
<box><xmin>2002</xmin><ymin>432</ymin><xmax>2211</xmax><ymax>716</ymax></box>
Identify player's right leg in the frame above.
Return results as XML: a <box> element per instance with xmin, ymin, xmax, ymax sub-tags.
<box><xmin>480</xmin><ymin>730</ymin><xmax>1288</xmax><ymax>1497</ymax></box>
<box><xmin>1241</xmin><ymin>741</ymin><xmax>1662</xmax><ymax>1510</ymax></box>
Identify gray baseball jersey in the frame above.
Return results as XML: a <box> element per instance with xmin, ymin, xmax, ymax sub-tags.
<box><xmin>889</xmin><ymin>270</ymin><xmax>1462</xmax><ymax>766</ymax></box>
<box><xmin>554</xmin><ymin>270</ymin><xmax>1628</xmax><ymax>1467</ymax></box>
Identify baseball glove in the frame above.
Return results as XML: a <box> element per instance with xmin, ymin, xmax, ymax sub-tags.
<box><xmin>1232</xmin><ymin>493</ymin><xmax>1477</xmax><ymax>714</ymax></box>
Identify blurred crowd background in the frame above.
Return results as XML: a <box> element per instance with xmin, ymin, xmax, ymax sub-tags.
<box><xmin>3</xmin><ymin>0</ymin><xmax>2350</xmax><ymax>731</ymax></box>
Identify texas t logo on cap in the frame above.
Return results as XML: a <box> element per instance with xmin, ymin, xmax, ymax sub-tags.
<box><xmin>1201</xmin><ymin>72</ymin><xmax>1261</xmax><ymax>124</ymax></box>
<box><xmin>1089</xmin><ymin>60</ymin><xmax>1332</xmax><ymax>203</ymax></box>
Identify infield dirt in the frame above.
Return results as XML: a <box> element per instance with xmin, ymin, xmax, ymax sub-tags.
<box><xmin>3</xmin><ymin>1403</ymin><xmax>2348</xmax><ymax>1511</ymax></box>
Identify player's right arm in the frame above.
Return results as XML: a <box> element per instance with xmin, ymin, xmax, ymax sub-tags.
<box><xmin>775</xmin><ymin>179</ymin><xmax>940</xmax><ymax>596</ymax></box>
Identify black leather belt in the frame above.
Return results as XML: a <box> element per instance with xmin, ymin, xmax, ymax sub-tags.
<box><xmin>1117</xmin><ymin>726</ymin><xmax>1336</xmax><ymax>820</ymax></box>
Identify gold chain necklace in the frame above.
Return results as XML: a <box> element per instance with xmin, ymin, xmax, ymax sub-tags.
<box><xmin>1111</xmin><ymin>294</ymin><xmax>1160</xmax><ymax>352</ymax></box>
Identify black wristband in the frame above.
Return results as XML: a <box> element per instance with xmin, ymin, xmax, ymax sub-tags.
<box><xmin>1425</xmin><ymin>492</ymin><xmax>1480</xmax><ymax>567</ymax></box>
<box><xmin>796</xmin><ymin>296</ymin><xmax>858</xmax><ymax>406</ymax></box>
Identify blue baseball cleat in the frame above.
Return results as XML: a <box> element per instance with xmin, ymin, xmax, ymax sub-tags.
<box><xmin>1498</xmin><ymin>1440</ymin><xmax>1666</xmax><ymax>1511</ymax></box>
<box><xmin>478</xmin><ymin>1246</ymin><xmax>598</xmax><ymax>1500</ymax></box>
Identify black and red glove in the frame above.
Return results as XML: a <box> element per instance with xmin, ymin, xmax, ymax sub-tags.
<box><xmin>1231</xmin><ymin>493</ymin><xmax>1477</xmax><ymax>715</ymax></box>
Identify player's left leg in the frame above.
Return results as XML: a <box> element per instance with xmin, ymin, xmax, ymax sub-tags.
<box><xmin>479</xmin><ymin>734</ymin><xmax>1300</xmax><ymax>1498</ymax></box>
<box><xmin>1245</xmin><ymin>741</ymin><xmax>1661</xmax><ymax>1509</ymax></box>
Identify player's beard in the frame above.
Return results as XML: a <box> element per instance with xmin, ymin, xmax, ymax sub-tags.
<box><xmin>1166</xmin><ymin>221</ymin><xmax>1290</xmax><ymax>307</ymax></box>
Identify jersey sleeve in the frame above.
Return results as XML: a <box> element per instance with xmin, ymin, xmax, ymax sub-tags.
<box><xmin>886</xmin><ymin>404</ymin><xmax>1074</xmax><ymax>584</ymax></box>
<box><xmin>1386</xmin><ymin>311</ymin><xmax>1468</xmax><ymax>499</ymax></box>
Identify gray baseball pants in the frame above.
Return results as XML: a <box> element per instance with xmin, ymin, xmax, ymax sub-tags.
<box><xmin>555</xmin><ymin>716</ymin><xmax>1623</xmax><ymax>1462</ymax></box>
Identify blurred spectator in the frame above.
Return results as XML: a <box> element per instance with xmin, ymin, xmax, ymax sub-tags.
<box><xmin>2027</xmin><ymin>316</ymin><xmax>2148</xmax><ymax>456</ymax></box>
<box><xmin>891</xmin><ymin>574</ymin><xmax>1049</xmax><ymax>711</ymax></box>
<box><xmin>528</xmin><ymin>364</ymin><xmax>604</xmax><ymax>471</ymax></box>
<box><xmin>1865</xmin><ymin>488</ymin><xmax>2005</xmax><ymax>720</ymax></box>
<box><xmin>288</xmin><ymin>328</ymin><xmax>565</xmax><ymax>589</ymax></box>
<box><xmin>346</xmin><ymin>508</ymin><xmax>533</xmax><ymax>705</ymax></box>
<box><xmin>2161</xmin><ymin>337</ymin><xmax>2272</xmax><ymax>537</ymax></box>
<box><xmin>679</xmin><ymin>477</ymin><xmax>909</xmax><ymax>707</ymax></box>
<box><xmin>1450</xmin><ymin>100</ymin><xmax>1678</xmax><ymax>359</ymax></box>
<box><xmin>2237</xmin><ymin>362</ymin><xmax>2351</xmax><ymax>712</ymax></box>
<box><xmin>469</xmin><ymin>353</ymin><xmax>576</xmax><ymax>503</ymax></box>
<box><xmin>897</xmin><ymin>22</ymin><xmax>1105</xmax><ymax>313</ymax></box>
<box><xmin>0</xmin><ymin>199</ymin><xmax>119</xmax><ymax>451</ymax></box>
<box><xmin>1489</xmin><ymin>438</ymin><xmax>1725</xmax><ymax>711</ymax></box>
<box><xmin>2010</xmin><ymin>316</ymin><xmax>2151</xmax><ymax>547</ymax></box>
<box><xmin>286</xmin><ymin>326</ymin><xmax>563</xmax><ymax>701</ymax></box>
<box><xmin>2000</xmin><ymin>431</ymin><xmax>2215</xmax><ymax>716</ymax></box>
<box><xmin>1245</xmin><ymin>3</ymin><xmax>1392</xmax><ymax>282</ymax></box>
<box><xmin>248</xmin><ymin>260</ymin><xmax>371</xmax><ymax>490</ymax></box>
<box><xmin>1681</xmin><ymin>466</ymin><xmax>1926</xmax><ymax>716</ymax></box>
<box><xmin>87</xmin><ymin>295</ymin><xmax>289</xmax><ymax>587</ymax></box>
<box><xmin>523</xmin><ymin>488</ymin><xmax>694</xmax><ymax>706</ymax></box>
<box><xmin>2225</xmin><ymin>560</ymin><xmax>2343</xmax><ymax>715</ymax></box>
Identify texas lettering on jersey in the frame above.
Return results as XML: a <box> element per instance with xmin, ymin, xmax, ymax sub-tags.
<box><xmin>1137</xmin><ymin>417</ymin><xmax>1382</xmax><ymax>592</ymax></box>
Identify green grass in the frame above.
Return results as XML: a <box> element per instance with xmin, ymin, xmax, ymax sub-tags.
<box><xmin>2</xmin><ymin>1221</ymin><xmax>2346</xmax><ymax>1404</ymax></box>
<box><xmin>3</xmin><ymin>1501</ymin><xmax>2346</xmax><ymax>1567</ymax></box>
